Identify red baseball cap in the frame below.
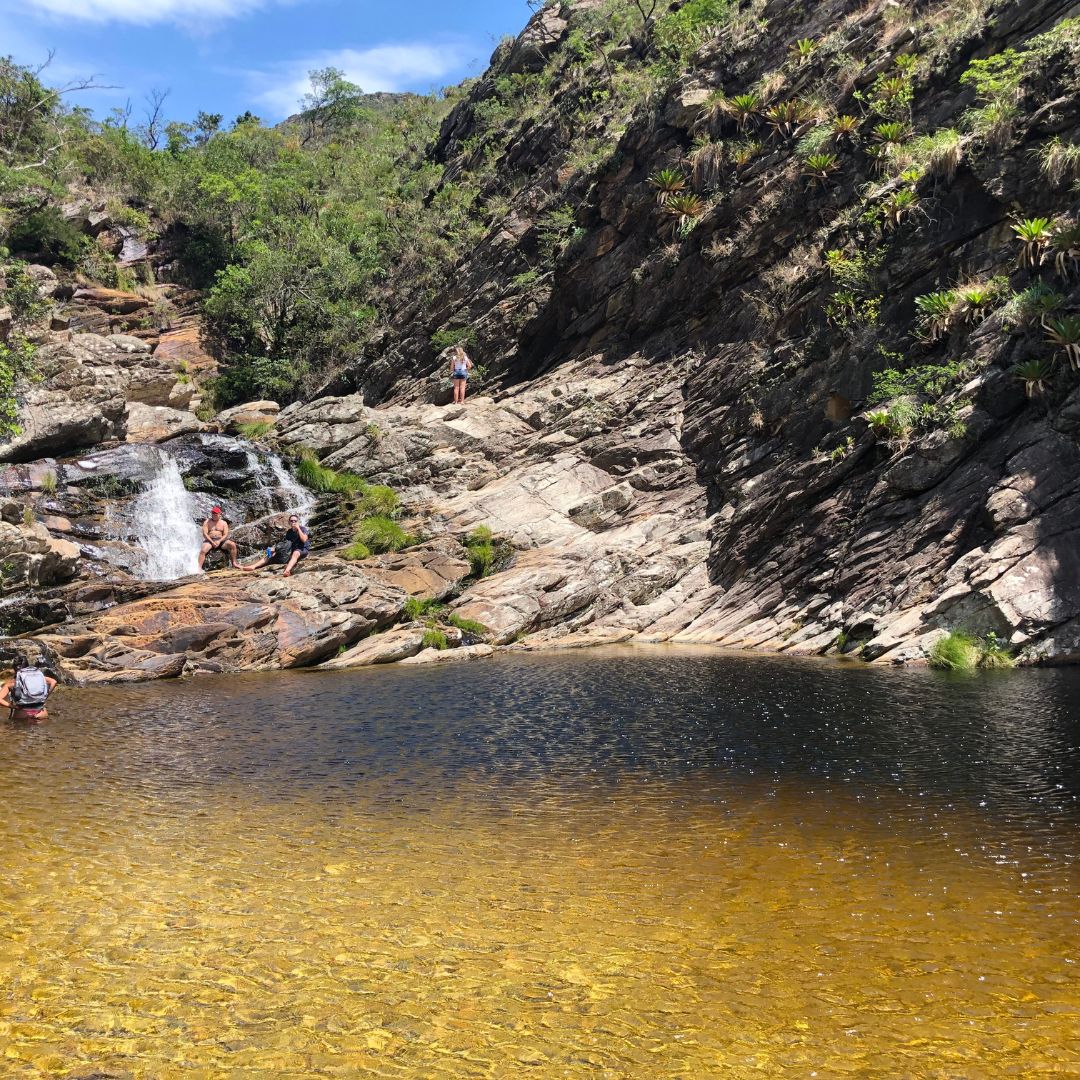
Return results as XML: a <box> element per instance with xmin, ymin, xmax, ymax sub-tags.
<box><xmin>211</xmin><ymin>506</ymin><xmax>222</xmax><ymax>513</ymax></box>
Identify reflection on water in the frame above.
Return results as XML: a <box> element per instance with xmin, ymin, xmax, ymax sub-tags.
<box><xmin>1</xmin><ymin>648</ymin><xmax>1079</xmax><ymax>1077</ymax></box>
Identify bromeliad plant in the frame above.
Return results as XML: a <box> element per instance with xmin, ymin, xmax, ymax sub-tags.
<box><xmin>790</xmin><ymin>38</ymin><xmax>819</xmax><ymax>64</ymax></box>
<box><xmin>1051</xmin><ymin>222</ymin><xmax>1080</xmax><ymax>278</ymax></box>
<box><xmin>1012</xmin><ymin>357</ymin><xmax>1054</xmax><ymax>398</ymax></box>
<box><xmin>764</xmin><ymin>99</ymin><xmax>819</xmax><ymax>140</ymax></box>
<box><xmin>724</xmin><ymin>92</ymin><xmax>761</xmax><ymax>130</ymax></box>
<box><xmin>831</xmin><ymin>114</ymin><xmax>859</xmax><ymax>147</ymax></box>
<box><xmin>1013</xmin><ymin>217</ymin><xmax>1054</xmax><ymax>269</ymax></box>
<box><xmin>914</xmin><ymin>290</ymin><xmax>957</xmax><ymax>341</ymax></box>
<box><xmin>663</xmin><ymin>193</ymin><xmax>707</xmax><ymax>236</ymax></box>
<box><xmin>884</xmin><ymin>188</ymin><xmax>918</xmax><ymax>229</ymax></box>
<box><xmin>648</xmin><ymin>168</ymin><xmax>688</xmax><ymax>205</ymax></box>
<box><xmin>802</xmin><ymin>152</ymin><xmax>839</xmax><ymax>184</ymax></box>
<box><xmin>1045</xmin><ymin>316</ymin><xmax>1080</xmax><ymax>370</ymax></box>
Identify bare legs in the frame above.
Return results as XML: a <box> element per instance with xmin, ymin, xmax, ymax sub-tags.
<box><xmin>199</xmin><ymin>540</ymin><xmax>239</xmax><ymax>570</ymax></box>
<box><xmin>452</xmin><ymin>377</ymin><xmax>467</xmax><ymax>405</ymax></box>
<box><xmin>282</xmin><ymin>549</ymin><xmax>303</xmax><ymax>577</ymax></box>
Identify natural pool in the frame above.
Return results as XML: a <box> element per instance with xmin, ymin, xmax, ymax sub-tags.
<box><xmin>1</xmin><ymin>648</ymin><xmax>1078</xmax><ymax>1078</ymax></box>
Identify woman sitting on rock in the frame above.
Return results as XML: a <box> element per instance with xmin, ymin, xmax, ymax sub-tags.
<box><xmin>449</xmin><ymin>344</ymin><xmax>474</xmax><ymax>405</ymax></box>
<box><xmin>240</xmin><ymin>515</ymin><xmax>310</xmax><ymax>577</ymax></box>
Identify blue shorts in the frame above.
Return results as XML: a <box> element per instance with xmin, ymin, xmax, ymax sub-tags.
<box><xmin>453</xmin><ymin>372</ymin><xmax>468</xmax><ymax>381</ymax></box>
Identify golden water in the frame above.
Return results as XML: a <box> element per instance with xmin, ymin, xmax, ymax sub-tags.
<box><xmin>1</xmin><ymin>651</ymin><xmax>1078</xmax><ymax>1077</ymax></box>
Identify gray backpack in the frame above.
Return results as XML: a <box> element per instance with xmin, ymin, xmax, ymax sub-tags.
<box><xmin>13</xmin><ymin>667</ymin><xmax>50</xmax><ymax>707</ymax></box>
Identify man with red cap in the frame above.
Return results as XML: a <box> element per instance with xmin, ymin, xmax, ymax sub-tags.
<box><xmin>199</xmin><ymin>505</ymin><xmax>239</xmax><ymax>570</ymax></box>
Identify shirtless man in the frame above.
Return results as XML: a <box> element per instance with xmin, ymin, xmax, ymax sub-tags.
<box><xmin>199</xmin><ymin>506</ymin><xmax>239</xmax><ymax>570</ymax></box>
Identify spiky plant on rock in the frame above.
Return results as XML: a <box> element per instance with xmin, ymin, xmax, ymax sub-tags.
<box><xmin>1013</xmin><ymin>217</ymin><xmax>1054</xmax><ymax>269</ymax></box>
<box><xmin>648</xmin><ymin>168</ymin><xmax>687</xmax><ymax>205</ymax></box>
<box><xmin>1012</xmin><ymin>357</ymin><xmax>1054</xmax><ymax>398</ymax></box>
<box><xmin>803</xmin><ymin>152</ymin><xmax>839</xmax><ymax>184</ymax></box>
<box><xmin>1044</xmin><ymin>316</ymin><xmax>1080</xmax><ymax>370</ymax></box>
<box><xmin>1051</xmin><ymin>222</ymin><xmax>1080</xmax><ymax>278</ymax></box>
<box><xmin>914</xmin><ymin>290</ymin><xmax>957</xmax><ymax>341</ymax></box>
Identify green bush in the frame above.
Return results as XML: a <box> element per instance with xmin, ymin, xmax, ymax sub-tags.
<box><xmin>447</xmin><ymin>612</ymin><xmax>489</xmax><ymax>637</ymax></box>
<box><xmin>294</xmin><ymin>451</ymin><xmax>366</xmax><ymax>494</ymax></box>
<box><xmin>402</xmin><ymin>596</ymin><xmax>445</xmax><ymax>621</ymax></box>
<box><xmin>0</xmin><ymin>337</ymin><xmax>36</xmax><ymax>438</ymax></box>
<box><xmin>421</xmin><ymin>628</ymin><xmax>449</xmax><ymax>651</ymax></box>
<box><xmin>6</xmin><ymin>206</ymin><xmax>87</xmax><ymax>265</ymax></box>
<box><xmin>353</xmin><ymin>484</ymin><xmax>400</xmax><ymax>518</ymax></box>
<box><xmin>929</xmin><ymin>630</ymin><xmax>1016</xmax><ymax>671</ymax></box>
<box><xmin>928</xmin><ymin>630</ymin><xmax>980</xmax><ymax>671</ymax></box>
<box><xmin>430</xmin><ymin>326</ymin><xmax>475</xmax><ymax>351</ymax></box>
<box><xmin>353</xmin><ymin>514</ymin><xmax>411</xmax><ymax>554</ymax></box>
<box><xmin>462</xmin><ymin>524</ymin><xmax>496</xmax><ymax>578</ymax></box>
<box><xmin>236</xmin><ymin>420</ymin><xmax>274</xmax><ymax>440</ymax></box>
<box><xmin>340</xmin><ymin>541</ymin><xmax>372</xmax><ymax>561</ymax></box>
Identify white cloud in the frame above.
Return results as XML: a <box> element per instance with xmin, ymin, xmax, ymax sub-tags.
<box><xmin>16</xmin><ymin>0</ymin><xmax>273</xmax><ymax>25</ymax></box>
<box><xmin>249</xmin><ymin>42</ymin><xmax>473</xmax><ymax>117</ymax></box>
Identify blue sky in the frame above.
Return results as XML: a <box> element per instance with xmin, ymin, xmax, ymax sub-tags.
<box><xmin>0</xmin><ymin>0</ymin><xmax>532</xmax><ymax>125</ymax></box>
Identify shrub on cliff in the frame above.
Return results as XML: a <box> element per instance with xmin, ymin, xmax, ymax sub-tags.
<box><xmin>353</xmin><ymin>515</ymin><xmax>411</xmax><ymax>554</ymax></box>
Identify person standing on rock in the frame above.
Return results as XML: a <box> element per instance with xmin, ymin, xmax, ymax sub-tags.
<box><xmin>449</xmin><ymin>344</ymin><xmax>474</xmax><ymax>405</ymax></box>
<box><xmin>1</xmin><ymin>655</ymin><xmax>57</xmax><ymax>723</ymax></box>
<box><xmin>240</xmin><ymin>514</ymin><xmax>310</xmax><ymax>577</ymax></box>
<box><xmin>199</xmin><ymin>506</ymin><xmax>240</xmax><ymax>570</ymax></box>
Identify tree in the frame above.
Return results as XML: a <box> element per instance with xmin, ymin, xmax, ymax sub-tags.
<box><xmin>194</xmin><ymin>111</ymin><xmax>222</xmax><ymax>146</ymax></box>
<box><xmin>0</xmin><ymin>54</ymin><xmax>111</xmax><ymax>176</ymax></box>
<box><xmin>299</xmin><ymin>67</ymin><xmax>367</xmax><ymax>145</ymax></box>
<box><xmin>140</xmin><ymin>87</ymin><xmax>169</xmax><ymax>150</ymax></box>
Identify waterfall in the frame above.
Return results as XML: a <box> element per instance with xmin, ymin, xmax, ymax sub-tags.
<box><xmin>268</xmin><ymin>452</ymin><xmax>316</xmax><ymax>519</ymax></box>
<box><xmin>132</xmin><ymin>449</ymin><xmax>202</xmax><ymax>580</ymax></box>
<box><xmin>243</xmin><ymin>447</ymin><xmax>316</xmax><ymax>520</ymax></box>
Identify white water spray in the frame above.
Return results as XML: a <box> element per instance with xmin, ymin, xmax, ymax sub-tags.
<box><xmin>132</xmin><ymin>450</ymin><xmax>202</xmax><ymax>580</ymax></box>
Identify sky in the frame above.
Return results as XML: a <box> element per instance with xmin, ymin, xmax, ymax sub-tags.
<box><xmin>0</xmin><ymin>0</ymin><xmax>532</xmax><ymax>126</ymax></box>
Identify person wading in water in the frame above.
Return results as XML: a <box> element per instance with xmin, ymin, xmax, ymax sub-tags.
<box><xmin>449</xmin><ymin>344</ymin><xmax>474</xmax><ymax>405</ymax></box>
<box><xmin>199</xmin><ymin>506</ymin><xmax>239</xmax><ymax>570</ymax></box>
<box><xmin>0</xmin><ymin>655</ymin><xmax>57</xmax><ymax>723</ymax></box>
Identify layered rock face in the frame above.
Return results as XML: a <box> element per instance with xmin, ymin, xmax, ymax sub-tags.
<box><xmin>304</xmin><ymin>0</ymin><xmax>1080</xmax><ymax>664</ymax></box>
<box><xmin>6</xmin><ymin>0</ymin><xmax>1080</xmax><ymax>680</ymax></box>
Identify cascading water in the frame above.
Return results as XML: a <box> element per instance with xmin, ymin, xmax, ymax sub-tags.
<box><xmin>131</xmin><ymin>449</ymin><xmax>203</xmax><ymax>580</ymax></box>
<box><xmin>243</xmin><ymin>446</ymin><xmax>316</xmax><ymax>520</ymax></box>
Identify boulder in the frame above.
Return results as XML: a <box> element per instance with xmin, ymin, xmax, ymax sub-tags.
<box><xmin>218</xmin><ymin>400</ymin><xmax>281</xmax><ymax>431</ymax></box>
<box><xmin>25</xmin><ymin>265</ymin><xmax>59</xmax><ymax>298</ymax></box>
<box><xmin>320</xmin><ymin>626</ymin><xmax>427</xmax><ymax>668</ymax></box>
<box><xmin>0</xmin><ymin>520</ymin><xmax>81</xmax><ymax>587</ymax></box>
<box><xmin>124</xmin><ymin>402</ymin><xmax>205</xmax><ymax>443</ymax></box>
<box><xmin>153</xmin><ymin>323</ymin><xmax>218</xmax><ymax>378</ymax></box>
<box><xmin>399</xmin><ymin>643</ymin><xmax>495</xmax><ymax>664</ymax></box>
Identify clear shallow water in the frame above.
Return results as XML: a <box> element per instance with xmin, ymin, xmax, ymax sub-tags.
<box><xmin>1</xmin><ymin>648</ymin><xmax>1079</xmax><ymax>1077</ymax></box>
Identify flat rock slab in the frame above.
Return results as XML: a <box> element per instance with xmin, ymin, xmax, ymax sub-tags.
<box><xmin>398</xmin><ymin>643</ymin><xmax>495</xmax><ymax>665</ymax></box>
<box><xmin>320</xmin><ymin>626</ymin><xmax>427</xmax><ymax>669</ymax></box>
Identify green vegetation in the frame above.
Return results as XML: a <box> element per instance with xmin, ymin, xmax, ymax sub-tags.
<box><xmin>294</xmin><ymin>450</ymin><xmax>366</xmax><ymax>495</ymax></box>
<box><xmin>39</xmin><ymin>469</ymin><xmax>57</xmax><ymax>495</ymax></box>
<box><xmin>235</xmin><ymin>420</ymin><xmax>274</xmax><ymax>440</ymax></box>
<box><xmin>1013</xmin><ymin>217</ymin><xmax>1054</xmax><ymax>269</ymax></box>
<box><xmin>430</xmin><ymin>326</ymin><xmax>475</xmax><ymax>351</ymax></box>
<box><xmin>928</xmin><ymin>630</ymin><xmax>1015</xmax><ymax>671</ymax></box>
<box><xmin>1012</xmin><ymin>358</ymin><xmax>1054</xmax><ymax>398</ymax></box>
<box><xmin>446</xmin><ymin>612</ymin><xmax>489</xmax><ymax>637</ymax></box>
<box><xmin>1044</xmin><ymin>316</ymin><xmax>1080</xmax><ymax>370</ymax></box>
<box><xmin>421</xmin><ymin>628</ymin><xmax>449</xmax><ymax>651</ymax></box>
<box><xmin>340</xmin><ymin>541</ymin><xmax>372</xmax><ymax>561</ymax></box>
<box><xmin>402</xmin><ymin>596</ymin><xmax>446</xmax><ymax>621</ymax></box>
<box><xmin>352</xmin><ymin>514</ymin><xmax>411</xmax><ymax>554</ymax></box>
<box><xmin>647</xmin><ymin>168</ymin><xmax>686</xmax><ymax>204</ymax></box>
<box><xmin>463</xmin><ymin>524</ymin><xmax>496</xmax><ymax>578</ymax></box>
<box><xmin>353</xmin><ymin>484</ymin><xmax>401</xmax><ymax>519</ymax></box>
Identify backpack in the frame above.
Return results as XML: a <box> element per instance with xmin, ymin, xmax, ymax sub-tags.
<box><xmin>13</xmin><ymin>667</ymin><xmax>50</xmax><ymax>708</ymax></box>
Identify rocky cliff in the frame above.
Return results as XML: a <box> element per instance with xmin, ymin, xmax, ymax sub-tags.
<box><xmin>4</xmin><ymin>0</ymin><xmax>1080</xmax><ymax>681</ymax></box>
